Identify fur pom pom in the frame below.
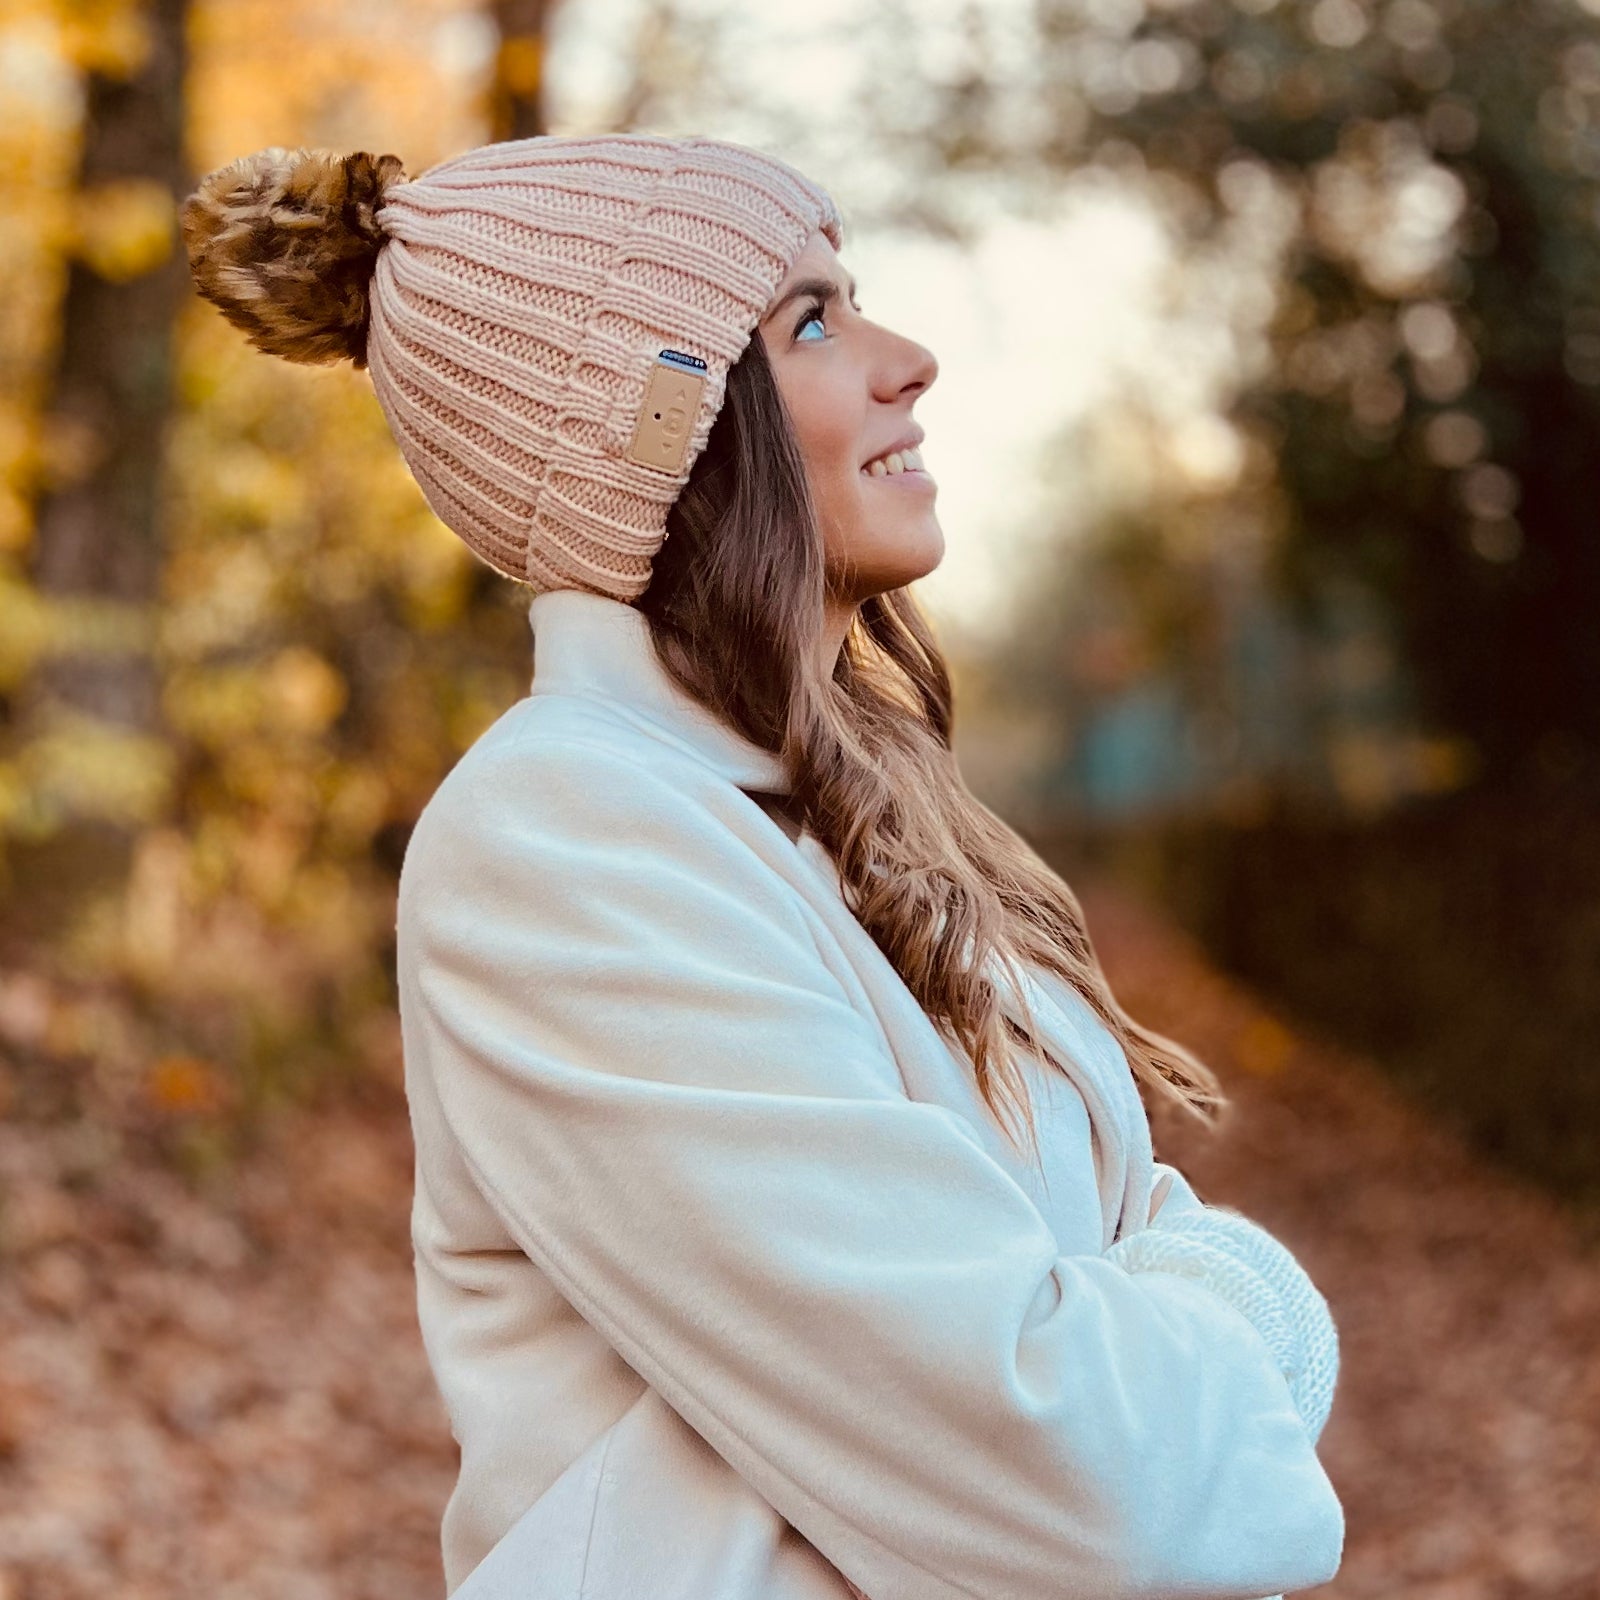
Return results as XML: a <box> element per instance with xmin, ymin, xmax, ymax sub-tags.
<box><xmin>180</xmin><ymin>147</ymin><xmax>407</xmax><ymax>368</ymax></box>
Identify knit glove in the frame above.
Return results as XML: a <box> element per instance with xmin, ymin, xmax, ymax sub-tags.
<box><xmin>1105</xmin><ymin>1195</ymin><xmax>1340</xmax><ymax>1445</ymax></box>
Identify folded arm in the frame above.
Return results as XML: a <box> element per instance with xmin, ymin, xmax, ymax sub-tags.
<box><xmin>397</xmin><ymin>732</ymin><xmax>1344</xmax><ymax>1600</ymax></box>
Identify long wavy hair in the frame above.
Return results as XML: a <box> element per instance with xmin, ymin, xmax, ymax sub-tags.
<box><xmin>635</xmin><ymin>332</ymin><xmax>1228</xmax><ymax>1164</ymax></box>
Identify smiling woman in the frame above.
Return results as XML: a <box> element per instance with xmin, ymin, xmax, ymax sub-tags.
<box><xmin>180</xmin><ymin>129</ymin><xmax>1344</xmax><ymax>1600</ymax></box>
<box><xmin>753</xmin><ymin>230</ymin><xmax>944</xmax><ymax>673</ymax></box>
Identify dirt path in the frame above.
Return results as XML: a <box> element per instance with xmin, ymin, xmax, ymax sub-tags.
<box><xmin>1079</xmin><ymin>875</ymin><xmax>1600</xmax><ymax>1600</ymax></box>
<box><xmin>0</xmin><ymin>1071</ymin><xmax>454</xmax><ymax>1600</ymax></box>
<box><xmin>1</xmin><ymin>872</ymin><xmax>1595</xmax><ymax>1597</ymax></box>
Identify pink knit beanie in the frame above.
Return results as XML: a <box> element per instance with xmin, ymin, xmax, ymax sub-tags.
<box><xmin>181</xmin><ymin>133</ymin><xmax>845</xmax><ymax>601</ymax></box>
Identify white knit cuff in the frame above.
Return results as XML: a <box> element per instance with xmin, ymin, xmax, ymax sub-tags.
<box><xmin>1106</xmin><ymin>1205</ymin><xmax>1340</xmax><ymax>1442</ymax></box>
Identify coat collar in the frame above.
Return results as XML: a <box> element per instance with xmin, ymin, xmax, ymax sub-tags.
<box><xmin>527</xmin><ymin>591</ymin><xmax>1151</xmax><ymax>1243</ymax></box>
<box><xmin>527</xmin><ymin>588</ymin><xmax>794</xmax><ymax>794</ymax></box>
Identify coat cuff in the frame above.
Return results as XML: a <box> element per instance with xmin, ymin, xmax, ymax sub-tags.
<box><xmin>1105</xmin><ymin>1205</ymin><xmax>1340</xmax><ymax>1442</ymax></box>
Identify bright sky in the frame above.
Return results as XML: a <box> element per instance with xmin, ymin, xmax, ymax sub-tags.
<box><xmin>542</xmin><ymin>0</ymin><xmax>1226</xmax><ymax>648</ymax></box>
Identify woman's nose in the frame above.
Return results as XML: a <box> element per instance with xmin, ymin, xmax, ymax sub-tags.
<box><xmin>878</xmin><ymin>331</ymin><xmax>938</xmax><ymax>402</ymax></box>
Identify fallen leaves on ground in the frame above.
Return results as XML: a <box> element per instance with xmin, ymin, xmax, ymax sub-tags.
<box><xmin>0</xmin><ymin>870</ymin><xmax>1596</xmax><ymax>1597</ymax></box>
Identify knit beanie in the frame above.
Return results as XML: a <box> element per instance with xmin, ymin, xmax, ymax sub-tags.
<box><xmin>180</xmin><ymin>133</ymin><xmax>845</xmax><ymax>602</ymax></box>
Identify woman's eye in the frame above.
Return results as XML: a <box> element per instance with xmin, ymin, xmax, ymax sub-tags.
<box><xmin>796</xmin><ymin>303</ymin><xmax>827</xmax><ymax>341</ymax></box>
<box><xmin>795</xmin><ymin>299</ymin><xmax>863</xmax><ymax>342</ymax></box>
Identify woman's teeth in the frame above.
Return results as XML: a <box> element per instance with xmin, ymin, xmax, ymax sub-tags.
<box><xmin>861</xmin><ymin>446</ymin><xmax>925</xmax><ymax>477</ymax></box>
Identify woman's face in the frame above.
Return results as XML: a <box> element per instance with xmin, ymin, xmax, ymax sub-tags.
<box><xmin>757</xmin><ymin>228</ymin><xmax>942</xmax><ymax>607</ymax></box>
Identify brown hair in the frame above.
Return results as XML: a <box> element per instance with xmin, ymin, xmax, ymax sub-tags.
<box><xmin>636</xmin><ymin>332</ymin><xmax>1229</xmax><ymax>1164</ymax></box>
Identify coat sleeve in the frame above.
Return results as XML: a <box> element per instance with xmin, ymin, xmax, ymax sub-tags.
<box><xmin>1109</xmin><ymin>1198</ymin><xmax>1342</xmax><ymax>1443</ymax></box>
<box><xmin>396</xmin><ymin>732</ymin><xmax>1345</xmax><ymax>1600</ymax></box>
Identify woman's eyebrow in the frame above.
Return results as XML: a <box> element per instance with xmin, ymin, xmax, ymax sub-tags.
<box><xmin>763</xmin><ymin>274</ymin><xmax>859</xmax><ymax>324</ymax></box>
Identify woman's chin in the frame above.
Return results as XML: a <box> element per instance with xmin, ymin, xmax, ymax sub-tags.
<box><xmin>904</xmin><ymin>519</ymin><xmax>946</xmax><ymax>582</ymax></box>
<box><xmin>873</xmin><ymin>544</ymin><xmax>944</xmax><ymax>592</ymax></box>
<box><xmin>829</xmin><ymin>515</ymin><xmax>945</xmax><ymax>593</ymax></box>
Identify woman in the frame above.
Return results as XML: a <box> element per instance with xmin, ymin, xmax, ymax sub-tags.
<box><xmin>182</xmin><ymin>132</ymin><xmax>1342</xmax><ymax>1600</ymax></box>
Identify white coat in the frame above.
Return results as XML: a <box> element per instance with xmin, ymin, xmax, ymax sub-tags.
<box><xmin>395</xmin><ymin>586</ymin><xmax>1344</xmax><ymax>1600</ymax></box>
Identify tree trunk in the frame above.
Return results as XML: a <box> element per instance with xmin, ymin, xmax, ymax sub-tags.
<box><xmin>11</xmin><ymin>0</ymin><xmax>189</xmax><ymax>933</ymax></box>
<box><xmin>488</xmin><ymin>0</ymin><xmax>554</xmax><ymax>141</ymax></box>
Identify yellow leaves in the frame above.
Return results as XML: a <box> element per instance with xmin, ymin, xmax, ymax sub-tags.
<box><xmin>231</xmin><ymin>814</ymin><xmax>305</xmax><ymax>913</ymax></box>
<box><xmin>0</xmin><ymin>0</ymin><xmax>520</xmax><ymax>1154</ymax></box>
<box><xmin>56</xmin><ymin>0</ymin><xmax>152</xmax><ymax>81</ymax></box>
<box><xmin>322</xmin><ymin>764</ymin><xmax>389</xmax><ymax>847</ymax></box>
<box><xmin>190</xmin><ymin>0</ymin><xmax>481</xmax><ymax>197</ymax></box>
<box><xmin>166</xmin><ymin>646</ymin><xmax>346</xmax><ymax>747</ymax></box>
<box><xmin>265</xmin><ymin>645</ymin><xmax>345</xmax><ymax>734</ymax></box>
<box><xmin>447</xmin><ymin>677</ymin><xmax>514</xmax><ymax>753</ymax></box>
<box><xmin>0</xmin><ymin>492</ymin><xmax>30</xmax><ymax>554</ymax></box>
<box><xmin>163</xmin><ymin>665</ymin><xmax>260</xmax><ymax>748</ymax></box>
<box><xmin>0</xmin><ymin>570</ymin><xmax>56</xmax><ymax>689</ymax></box>
<box><xmin>497</xmin><ymin>32</ymin><xmax>543</xmax><ymax>95</ymax></box>
<box><xmin>159</xmin><ymin>540</ymin><xmax>277</xmax><ymax>657</ymax></box>
<box><xmin>210</xmin><ymin>444</ymin><xmax>309</xmax><ymax>527</ymax></box>
<box><xmin>68</xmin><ymin>177</ymin><xmax>176</xmax><ymax>282</ymax></box>
<box><xmin>0</xmin><ymin>579</ymin><xmax>154</xmax><ymax>690</ymax></box>
<box><xmin>0</xmin><ymin>758</ymin><xmax>30</xmax><ymax>834</ymax></box>
<box><xmin>399</xmin><ymin>523</ymin><xmax>471</xmax><ymax>632</ymax></box>
<box><xmin>0</xmin><ymin>405</ymin><xmax>36</xmax><ymax>550</ymax></box>
<box><xmin>17</xmin><ymin>705</ymin><xmax>178</xmax><ymax>831</ymax></box>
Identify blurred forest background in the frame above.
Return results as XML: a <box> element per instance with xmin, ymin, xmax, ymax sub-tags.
<box><xmin>2</xmin><ymin>0</ymin><xmax>1595</xmax><ymax>1218</ymax></box>
<box><xmin>1</xmin><ymin>0</ymin><xmax>1598</xmax><ymax>1594</ymax></box>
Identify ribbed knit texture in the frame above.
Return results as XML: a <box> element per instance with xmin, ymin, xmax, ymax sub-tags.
<box><xmin>363</xmin><ymin>133</ymin><xmax>844</xmax><ymax>601</ymax></box>
<box><xmin>1106</xmin><ymin>1203</ymin><xmax>1341</xmax><ymax>1444</ymax></box>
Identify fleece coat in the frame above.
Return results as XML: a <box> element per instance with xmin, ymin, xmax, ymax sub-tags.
<box><xmin>394</xmin><ymin>586</ymin><xmax>1344</xmax><ymax>1600</ymax></box>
